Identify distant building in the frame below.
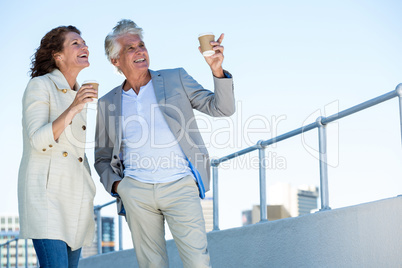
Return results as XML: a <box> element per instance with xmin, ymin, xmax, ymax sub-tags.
<box><xmin>82</xmin><ymin>216</ymin><xmax>115</xmax><ymax>258</ymax></box>
<box><xmin>101</xmin><ymin>217</ymin><xmax>115</xmax><ymax>253</ymax></box>
<box><xmin>242</xmin><ymin>210</ymin><xmax>253</xmax><ymax>226</ymax></box>
<box><xmin>242</xmin><ymin>183</ymin><xmax>319</xmax><ymax>225</ymax></box>
<box><xmin>297</xmin><ymin>185</ymin><xmax>319</xmax><ymax>216</ymax></box>
<box><xmin>268</xmin><ymin>182</ymin><xmax>319</xmax><ymax>217</ymax></box>
<box><xmin>0</xmin><ymin>215</ymin><xmax>37</xmax><ymax>268</ymax></box>
<box><xmin>242</xmin><ymin>205</ymin><xmax>291</xmax><ymax>225</ymax></box>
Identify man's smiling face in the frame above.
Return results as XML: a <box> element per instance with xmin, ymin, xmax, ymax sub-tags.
<box><xmin>112</xmin><ymin>34</ymin><xmax>150</xmax><ymax>76</ymax></box>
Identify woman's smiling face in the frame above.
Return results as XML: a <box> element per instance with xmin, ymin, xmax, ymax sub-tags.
<box><xmin>55</xmin><ymin>31</ymin><xmax>89</xmax><ymax>71</ymax></box>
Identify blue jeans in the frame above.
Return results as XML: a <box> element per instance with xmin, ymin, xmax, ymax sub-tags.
<box><xmin>32</xmin><ymin>239</ymin><xmax>81</xmax><ymax>268</ymax></box>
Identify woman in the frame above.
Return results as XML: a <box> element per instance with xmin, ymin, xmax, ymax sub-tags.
<box><xmin>18</xmin><ymin>25</ymin><xmax>97</xmax><ymax>268</ymax></box>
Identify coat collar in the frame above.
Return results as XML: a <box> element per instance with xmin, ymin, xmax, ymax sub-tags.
<box><xmin>46</xmin><ymin>68</ymin><xmax>79</xmax><ymax>92</ymax></box>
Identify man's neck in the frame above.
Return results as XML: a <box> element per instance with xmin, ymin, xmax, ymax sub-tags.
<box><xmin>123</xmin><ymin>70</ymin><xmax>152</xmax><ymax>94</ymax></box>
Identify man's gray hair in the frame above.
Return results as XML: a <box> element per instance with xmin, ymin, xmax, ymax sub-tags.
<box><xmin>105</xmin><ymin>19</ymin><xmax>144</xmax><ymax>63</ymax></box>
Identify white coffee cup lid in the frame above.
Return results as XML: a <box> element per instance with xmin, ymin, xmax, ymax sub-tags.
<box><xmin>199</xmin><ymin>32</ymin><xmax>214</xmax><ymax>37</ymax></box>
<box><xmin>83</xmin><ymin>80</ymin><xmax>99</xmax><ymax>84</ymax></box>
<box><xmin>203</xmin><ymin>50</ymin><xmax>215</xmax><ymax>57</ymax></box>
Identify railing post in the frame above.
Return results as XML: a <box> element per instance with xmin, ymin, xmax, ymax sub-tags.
<box><xmin>95</xmin><ymin>208</ymin><xmax>102</xmax><ymax>254</ymax></box>
<box><xmin>118</xmin><ymin>216</ymin><xmax>123</xmax><ymax>251</ymax></box>
<box><xmin>317</xmin><ymin>117</ymin><xmax>331</xmax><ymax>211</ymax></box>
<box><xmin>399</xmin><ymin>95</ymin><xmax>402</xmax><ymax>145</ymax></box>
<box><xmin>15</xmin><ymin>240</ymin><xmax>18</xmax><ymax>268</ymax></box>
<box><xmin>257</xmin><ymin>141</ymin><xmax>268</xmax><ymax>222</ymax></box>
<box><xmin>0</xmin><ymin>244</ymin><xmax>2</xmax><ymax>268</ymax></box>
<box><xmin>6</xmin><ymin>242</ymin><xmax>10</xmax><ymax>268</ymax></box>
<box><xmin>25</xmin><ymin>239</ymin><xmax>28</xmax><ymax>268</ymax></box>
<box><xmin>212</xmin><ymin>162</ymin><xmax>220</xmax><ymax>231</ymax></box>
<box><xmin>395</xmin><ymin>83</ymin><xmax>402</xmax><ymax>145</ymax></box>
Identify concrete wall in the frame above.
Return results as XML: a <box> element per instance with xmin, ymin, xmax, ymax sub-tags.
<box><xmin>79</xmin><ymin>196</ymin><xmax>402</xmax><ymax>267</ymax></box>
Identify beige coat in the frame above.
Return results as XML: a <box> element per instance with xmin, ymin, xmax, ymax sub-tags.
<box><xmin>18</xmin><ymin>69</ymin><xmax>95</xmax><ymax>251</ymax></box>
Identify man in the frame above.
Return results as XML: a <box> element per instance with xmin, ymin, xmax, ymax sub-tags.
<box><xmin>95</xmin><ymin>19</ymin><xmax>235</xmax><ymax>268</ymax></box>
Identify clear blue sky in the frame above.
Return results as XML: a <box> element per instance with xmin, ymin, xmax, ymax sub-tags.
<box><xmin>1</xmin><ymin>0</ymin><xmax>401</xmax><ymax>246</ymax></box>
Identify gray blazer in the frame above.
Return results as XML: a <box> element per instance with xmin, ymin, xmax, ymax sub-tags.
<box><xmin>94</xmin><ymin>68</ymin><xmax>235</xmax><ymax>214</ymax></box>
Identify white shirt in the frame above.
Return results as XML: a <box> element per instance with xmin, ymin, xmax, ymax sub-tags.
<box><xmin>121</xmin><ymin>79</ymin><xmax>193</xmax><ymax>184</ymax></box>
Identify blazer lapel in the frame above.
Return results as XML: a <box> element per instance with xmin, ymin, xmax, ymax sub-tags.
<box><xmin>149</xmin><ymin>69</ymin><xmax>183</xmax><ymax>137</ymax></box>
<box><xmin>150</xmin><ymin>70</ymin><xmax>166</xmax><ymax>107</ymax></box>
<box><xmin>113</xmin><ymin>84</ymin><xmax>123</xmax><ymax>150</ymax></box>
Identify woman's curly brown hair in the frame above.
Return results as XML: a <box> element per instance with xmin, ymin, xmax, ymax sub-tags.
<box><xmin>30</xmin><ymin>26</ymin><xmax>81</xmax><ymax>78</ymax></box>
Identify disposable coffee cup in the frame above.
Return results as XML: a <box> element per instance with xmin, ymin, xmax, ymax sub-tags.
<box><xmin>82</xmin><ymin>80</ymin><xmax>99</xmax><ymax>103</ymax></box>
<box><xmin>198</xmin><ymin>33</ymin><xmax>215</xmax><ymax>57</ymax></box>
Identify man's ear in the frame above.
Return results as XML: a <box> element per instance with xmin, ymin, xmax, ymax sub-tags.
<box><xmin>111</xmin><ymin>58</ymin><xmax>119</xmax><ymax>67</ymax></box>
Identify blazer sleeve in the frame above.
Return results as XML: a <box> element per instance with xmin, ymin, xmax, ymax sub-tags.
<box><xmin>22</xmin><ymin>77</ymin><xmax>57</xmax><ymax>152</ymax></box>
<box><xmin>94</xmin><ymin>98</ymin><xmax>122</xmax><ymax>195</ymax></box>
<box><xmin>179</xmin><ymin>68</ymin><xmax>235</xmax><ymax>117</ymax></box>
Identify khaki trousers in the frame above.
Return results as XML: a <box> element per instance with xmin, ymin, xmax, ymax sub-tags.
<box><xmin>117</xmin><ymin>175</ymin><xmax>211</xmax><ymax>268</ymax></box>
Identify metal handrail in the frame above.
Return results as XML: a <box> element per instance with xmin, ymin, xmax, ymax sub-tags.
<box><xmin>211</xmin><ymin>84</ymin><xmax>402</xmax><ymax>230</ymax></box>
<box><xmin>0</xmin><ymin>237</ymin><xmax>30</xmax><ymax>268</ymax></box>
<box><xmin>0</xmin><ymin>201</ymin><xmax>122</xmax><ymax>266</ymax></box>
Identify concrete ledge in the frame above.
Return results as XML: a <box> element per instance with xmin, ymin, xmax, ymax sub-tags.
<box><xmin>79</xmin><ymin>196</ymin><xmax>402</xmax><ymax>267</ymax></box>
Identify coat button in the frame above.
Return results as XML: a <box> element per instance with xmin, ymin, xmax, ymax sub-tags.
<box><xmin>63</xmin><ymin>152</ymin><xmax>68</xmax><ymax>157</ymax></box>
<box><xmin>113</xmin><ymin>155</ymin><xmax>118</xmax><ymax>159</ymax></box>
<box><xmin>42</xmin><ymin>148</ymin><xmax>46</xmax><ymax>152</ymax></box>
<box><xmin>69</xmin><ymin>121</ymin><xmax>72</xmax><ymax>125</ymax></box>
<box><xmin>49</xmin><ymin>145</ymin><xmax>53</xmax><ymax>148</ymax></box>
<box><xmin>116</xmin><ymin>163</ymin><xmax>121</xmax><ymax>167</ymax></box>
<box><xmin>62</xmin><ymin>89</ymin><xmax>67</xmax><ymax>93</ymax></box>
<box><xmin>82</xmin><ymin>125</ymin><xmax>86</xmax><ymax>131</ymax></box>
<box><xmin>78</xmin><ymin>157</ymin><xmax>83</xmax><ymax>162</ymax></box>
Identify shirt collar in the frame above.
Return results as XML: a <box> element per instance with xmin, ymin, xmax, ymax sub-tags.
<box><xmin>121</xmin><ymin>77</ymin><xmax>153</xmax><ymax>96</ymax></box>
